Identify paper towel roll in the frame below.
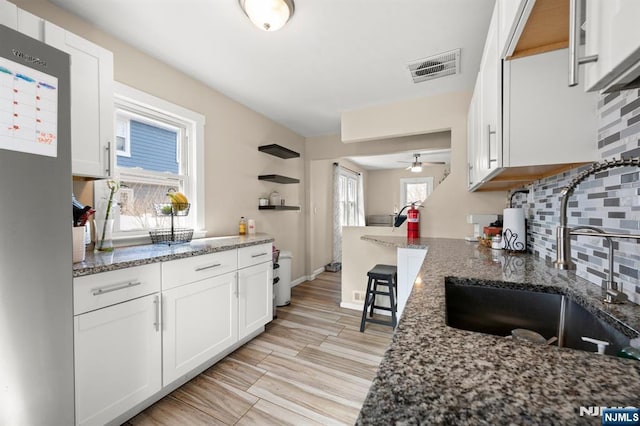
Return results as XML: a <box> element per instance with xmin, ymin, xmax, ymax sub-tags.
<box><xmin>502</xmin><ymin>208</ymin><xmax>526</xmax><ymax>251</ymax></box>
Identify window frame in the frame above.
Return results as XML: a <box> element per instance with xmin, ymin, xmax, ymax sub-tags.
<box><xmin>115</xmin><ymin>117</ymin><xmax>131</xmax><ymax>157</ymax></box>
<box><xmin>339</xmin><ymin>168</ymin><xmax>359</xmax><ymax>227</ymax></box>
<box><xmin>103</xmin><ymin>82</ymin><xmax>205</xmax><ymax>245</ymax></box>
<box><xmin>400</xmin><ymin>177</ymin><xmax>434</xmax><ymax>207</ymax></box>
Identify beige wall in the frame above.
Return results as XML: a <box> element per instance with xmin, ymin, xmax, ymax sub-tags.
<box><xmin>366</xmin><ymin>166</ymin><xmax>448</xmax><ymax>216</ymax></box>
<box><xmin>307</xmin><ymin>159</ymin><xmax>367</xmax><ymax>274</ymax></box>
<box><xmin>17</xmin><ymin>0</ymin><xmax>307</xmax><ymax>280</ymax></box>
<box><xmin>308</xmin><ymin>91</ymin><xmax>505</xmax><ymax>296</ymax></box>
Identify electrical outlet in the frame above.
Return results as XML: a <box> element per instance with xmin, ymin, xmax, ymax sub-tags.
<box><xmin>353</xmin><ymin>290</ymin><xmax>366</xmax><ymax>303</ymax></box>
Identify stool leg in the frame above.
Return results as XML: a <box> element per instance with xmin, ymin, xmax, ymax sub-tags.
<box><xmin>369</xmin><ymin>278</ymin><xmax>378</xmax><ymax>317</ymax></box>
<box><xmin>360</xmin><ymin>276</ymin><xmax>373</xmax><ymax>332</ymax></box>
<box><xmin>389</xmin><ymin>275</ymin><xmax>398</xmax><ymax>328</ymax></box>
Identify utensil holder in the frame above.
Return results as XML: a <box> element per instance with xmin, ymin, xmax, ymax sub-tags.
<box><xmin>72</xmin><ymin>226</ymin><xmax>86</xmax><ymax>262</ymax></box>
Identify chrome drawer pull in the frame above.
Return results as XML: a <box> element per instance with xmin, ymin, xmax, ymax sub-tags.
<box><xmin>153</xmin><ymin>295</ymin><xmax>160</xmax><ymax>332</ymax></box>
<box><xmin>92</xmin><ymin>280</ymin><xmax>142</xmax><ymax>296</ymax></box>
<box><xmin>251</xmin><ymin>252</ymin><xmax>268</xmax><ymax>258</ymax></box>
<box><xmin>195</xmin><ymin>263</ymin><xmax>221</xmax><ymax>272</ymax></box>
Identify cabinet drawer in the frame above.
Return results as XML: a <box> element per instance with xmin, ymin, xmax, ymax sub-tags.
<box><xmin>74</xmin><ymin>263</ymin><xmax>161</xmax><ymax>315</ymax></box>
<box><xmin>238</xmin><ymin>243</ymin><xmax>272</xmax><ymax>269</ymax></box>
<box><xmin>162</xmin><ymin>250</ymin><xmax>237</xmax><ymax>291</ymax></box>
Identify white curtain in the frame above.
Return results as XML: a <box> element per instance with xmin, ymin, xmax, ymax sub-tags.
<box><xmin>332</xmin><ymin>163</ymin><xmax>343</xmax><ymax>263</ymax></box>
<box><xmin>356</xmin><ymin>172</ymin><xmax>365</xmax><ymax>226</ymax></box>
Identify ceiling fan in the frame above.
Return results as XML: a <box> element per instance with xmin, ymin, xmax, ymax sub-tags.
<box><xmin>399</xmin><ymin>153</ymin><xmax>446</xmax><ymax>172</ymax></box>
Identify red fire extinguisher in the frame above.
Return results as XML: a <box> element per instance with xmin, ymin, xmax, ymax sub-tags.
<box><xmin>407</xmin><ymin>203</ymin><xmax>420</xmax><ymax>239</ymax></box>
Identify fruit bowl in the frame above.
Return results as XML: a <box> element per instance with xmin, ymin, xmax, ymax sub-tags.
<box><xmin>153</xmin><ymin>203</ymin><xmax>190</xmax><ymax>216</ymax></box>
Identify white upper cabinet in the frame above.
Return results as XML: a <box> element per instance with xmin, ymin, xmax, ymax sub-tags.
<box><xmin>583</xmin><ymin>0</ymin><xmax>640</xmax><ymax>92</ymax></box>
<box><xmin>468</xmin><ymin>2</ymin><xmax>599</xmax><ymax>191</ymax></box>
<box><xmin>478</xmin><ymin>6</ymin><xmax>502</xmax><ymax>181</ymax></box>
<box><xmin>44</xmin><ymin>21</ymin><xmax>114</xmax><ymax>178</ymax></box>
<box><xmin>504</xmin><ymin>49</ymin><xmax>598</xmax><ymax>167</ymax></box>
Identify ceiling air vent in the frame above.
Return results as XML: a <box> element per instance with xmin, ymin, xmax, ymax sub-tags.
<box><xmin>408</xmin><ymin>49</ymin><xmax>460</xmax><ymax>84</ymax></box>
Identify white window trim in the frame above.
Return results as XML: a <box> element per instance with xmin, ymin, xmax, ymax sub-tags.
<box><xmin>110</xmin><ymin>82</ymin><xmax>206</xmax><ymax>244</ymax></box>
<box><xmin>115</xmin><ymin>117</ymin><xmax>131</xmax><ymax>157</ymax></box>
<box><xmin>400</xmin><ymin>177</ymin><xmax>434</xmax><ymax>207</ymax></box>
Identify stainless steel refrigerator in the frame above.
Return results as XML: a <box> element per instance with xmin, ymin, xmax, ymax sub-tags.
<box><xmin>0</xmin><ymin>24</ymin><xmax>73</xmax><ymax>425</ymax></box>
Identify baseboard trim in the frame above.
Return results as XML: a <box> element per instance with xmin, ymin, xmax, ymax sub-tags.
<box><xmin>291</xmin><ymin>276</ymin><xmax>306</xmax><ymax>287</ymax></box>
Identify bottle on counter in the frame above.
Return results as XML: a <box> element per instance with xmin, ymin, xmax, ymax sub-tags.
<box><xmin>247</xmin><ymin>219</ymin><xmax>256</xmax><ymax>235</ymax></box>
<box><xmin>239</xmin><ymin>217</ymin><xmax>247</xmax><ymax>235</ymax></box>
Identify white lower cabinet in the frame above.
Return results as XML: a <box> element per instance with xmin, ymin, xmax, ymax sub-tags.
<box><xmin>162</xmin><ymin>271</ymin><xmax>238</xmax><ymax>385</ymax></box>
<box><xmin>73</xmin><ymin>244</ymin><xmax>273</xmax><ymax>424</ymax></box>
<box><xmin>238</xmin><ymin>261</ymin><xmax>273</xmax><ymax>339</ymax></box>
<box><xmin>74</xmin><ymin>293</ymin><xmax>161</xmax><ymax>426</ymax></box>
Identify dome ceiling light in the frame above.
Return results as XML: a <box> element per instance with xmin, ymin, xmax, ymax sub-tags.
<box><xmin>239</xmin><ymin>0</ymin><xmax>295</xmax><ymax>32</ymax></box>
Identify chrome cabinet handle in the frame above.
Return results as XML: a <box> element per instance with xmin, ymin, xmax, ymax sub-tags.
<box><xmin>195</xmin><ymin>263</ymin><xmax>221</xmax><ymax>272</ymax></box>
<box><xmin>105</xmin><ymin>141</ymin><xmax>112</xmax><ymax>176</ymax></box>
<box><xmin>251</xmin><ymin>252</ymin><xmax>268</xmax><ymax>258</ymax></box>
<box><xmin>487</xmin><ymin>124</ymin><xmax>497</xmax><ymax>168</ymax></box>
<box><xmin>92</xmin><ymin>280</ymin><xmax>141</xmax><ymax>296</ymax></box>
<box><xmin>153</xmin><ymin>295</ymin><xmax>160</xmax><ymax>332</ymax></box>
<box><xmin>568</xmin><ymin>0</ymin><xmax>598</xmax><ymax>87</ymax></box>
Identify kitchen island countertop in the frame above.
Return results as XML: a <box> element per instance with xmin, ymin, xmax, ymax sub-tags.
<box><xmin>357</xmin><ymin>237</ymin><xmax>640</xmax><ymax>425</ymax></box>
<box><xmin>73</xmin><ymin>233</ymin><xmax>274</xmax><ymax>277</ymax></box>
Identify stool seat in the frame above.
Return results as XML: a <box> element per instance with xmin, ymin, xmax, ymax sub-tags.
<box><xmin>360</xmin><ymin>264</ymin><xmax>398</xmax><ymax>332</ymax></box>
<box><xmin>367</xmin><ymin>264</ymin><xmax>398</xmax><ymax>280</ymax></box>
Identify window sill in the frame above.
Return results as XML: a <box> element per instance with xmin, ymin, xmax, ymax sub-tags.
<box><xmin>110</xmin><ymin>229</ymin><xmax>207</xmax><ymax>248</ymax></box>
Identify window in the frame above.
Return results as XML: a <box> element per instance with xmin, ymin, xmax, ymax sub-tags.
<box><xmin>400</xmin><ymin>177</ymin><xmax>433</xmax><ymax>207</ymax></box>
<box><xmin>96</xmin><ymin>83</ymin><xmax>205</xmax><ymax>241</ymax></box>
<box><xmin>339</xmin><ymin>170</ymin><xmax>359</xmax><ymax>226</ymax></box>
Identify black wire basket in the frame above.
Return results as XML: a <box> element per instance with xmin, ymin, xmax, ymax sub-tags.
<box><xmin>149</xmin><ymin>228</ymin><xmax>193</xmax><ymax>245</ymax></box>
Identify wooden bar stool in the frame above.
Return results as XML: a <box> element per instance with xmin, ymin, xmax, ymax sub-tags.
<box><xmin>360</xmin><ymin>264</ymin><xmax>398</xmax><ymax>332</ymax></box>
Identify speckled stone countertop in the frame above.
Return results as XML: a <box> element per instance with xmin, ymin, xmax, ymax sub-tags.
<box><xmin>357</xmin><ymin>237</ymin><xmax>640</xmax><ymax>425</ymax></box>
<box><xmin>73</xmin><ymin>234</ymin><xmax>274</xmax><ymax>277</ymax></box>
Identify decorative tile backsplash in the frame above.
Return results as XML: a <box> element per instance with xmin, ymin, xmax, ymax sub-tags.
<box><xmin>512</xmin><ymin>89</ymin><xmax>640</xmax><ymax>304</ymax></box>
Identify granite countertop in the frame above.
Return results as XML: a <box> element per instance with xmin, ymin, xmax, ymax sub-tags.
<box><xmin>357</xmin><ymin>237</ymin><xmax>640</xmax><ymax>425</ymax></box>
<box><xmin>73</xmin><ymin>233</ymin><xmax>274</xmax><ymax>277</ymax></box>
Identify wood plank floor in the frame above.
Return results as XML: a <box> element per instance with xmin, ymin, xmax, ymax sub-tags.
<box><xmin>124</xmin><ymin>272</ymin><xmax>393</xmax><ymax>425</ymax></box>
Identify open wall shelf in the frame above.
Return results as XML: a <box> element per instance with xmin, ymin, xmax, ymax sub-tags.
<box><xmin>258</xmin><ymin>174</ymin><xmax>300</xmax><ymax>184</ymax></box>
<box><xmin>258</xmin><ymin>144</ymin><xmax>300</xmax><ymax>159</ymax></box>
<box><xmin>259</xmin><ymin>205</ymin><xmax>300</xmax><ymax>211</ymax></box>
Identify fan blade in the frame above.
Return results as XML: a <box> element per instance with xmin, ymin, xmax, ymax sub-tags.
<box><xmin>421</xmin><ymin>161</ymin><xmax>446</xmax><ymax>165</ymax></box>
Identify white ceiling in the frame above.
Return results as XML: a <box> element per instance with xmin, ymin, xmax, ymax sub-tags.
<box><xmin>346</xmin><ymin>149</ymin><xmax>451</xmax><ymax>170</ymax></box>
<box><xmin>51</xmin><ymin>0</ymin><xmax>495</xmax><ymax>137</ymax></box>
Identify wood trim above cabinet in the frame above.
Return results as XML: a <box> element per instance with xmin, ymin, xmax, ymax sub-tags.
<box><xmin>473</xmin><ymin>163</ymin><xmax>591</xmax><ymax>192</ymax></box>
<box><xmin>508</xmin><ymin>0</ymin><xmax>569</xmax><ymax>60</ymax></box>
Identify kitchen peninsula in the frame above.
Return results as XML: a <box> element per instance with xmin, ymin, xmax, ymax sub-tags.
<box><xmin>357</xmin><ymin>238</ymin><xmax>640</xmax><ymax>424</ymax></box>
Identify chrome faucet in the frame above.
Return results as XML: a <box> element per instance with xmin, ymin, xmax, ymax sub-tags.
<box><xmin>554</xmin><ymin>157</ymin><xmax>640</xmax><ymax>303</ymax></box>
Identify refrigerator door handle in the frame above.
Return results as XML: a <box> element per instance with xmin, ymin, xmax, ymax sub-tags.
<box><xmin>92</xmin><ymin>280</ymin><xmax>142</xmax><ymax>296</ymax></box>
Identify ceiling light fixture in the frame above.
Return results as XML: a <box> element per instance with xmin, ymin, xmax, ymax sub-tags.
<box><xmin>410</xmin><ymin>163</ymin><xmax>423</xmax><ymax>173</ymax></box>
<box><xmin>410</xmin><ymin>154</ymin><xmax>423</xmax><ymax>173</ymax></box>
<box><xmin>239</xmin><ymin>0</ymin><xmax>295</xmax><ymax>32</ymax></box>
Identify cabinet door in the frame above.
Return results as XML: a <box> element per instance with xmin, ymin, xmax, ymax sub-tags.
<box><xmin>162</xmin><ymin>271</ymin><xmax>238</xmax><ymax>386</ymax></box>
<box><xmin>477</xmin><ymin>5</ymin><xmax>502</xmax><ymax>182</ymax></box>
<box><xmin>238</xmin><ymin>261</ymin><xmax>272</xmax><ymax>340</ymax></box>
<box><xmin>44</xmin><ymin>21</ymin><xmax>114</xmax><ymax>178</ymax></box>
<box><xmin>504</xmin><ymin>49</ymin><xmax>598</xmax><ymax>166</ymax></box>
<box><xmin>467</xmin><ymin>80</ymin><xmax>480</xmax><ymax>189</ymax></box>
<box><xmin>75</xmin><ymin>293</ymin><xmax>161</xmax><ymax>426</ymax></box>
<box><xmin>584</xmin><ymin>0</ymin><xmax>640</xmax><ymax>91</ymax></box>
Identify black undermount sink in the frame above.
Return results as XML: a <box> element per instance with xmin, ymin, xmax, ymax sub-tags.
<box><xmin>444</xmin><ymin>278</ymin><xmax>631</xmax><ymax>356</ymax></box>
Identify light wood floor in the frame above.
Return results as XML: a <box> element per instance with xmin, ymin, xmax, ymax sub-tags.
<box><xmin>124</xmin><ymin>272</ymin><xmax>393</xmax><ymax>425</ymax></box>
